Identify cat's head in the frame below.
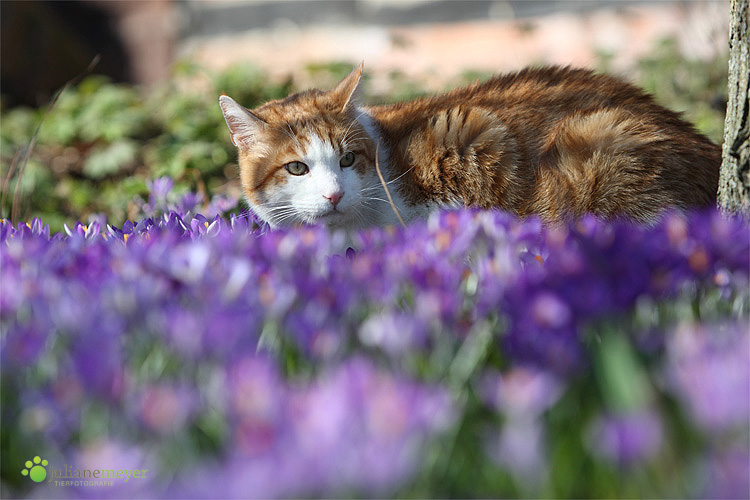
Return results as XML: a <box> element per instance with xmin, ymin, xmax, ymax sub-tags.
<box><xmin>219</xmin><ymin>64</ymin><xmax>381</xmax><ymax>229</ymax></box>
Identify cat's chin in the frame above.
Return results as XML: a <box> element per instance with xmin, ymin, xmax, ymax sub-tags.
<box><xmin>315</xmin><ymin>210</ymin><xmax>350</xmax><ymax>228</ymax></box>
<box><xmin>315</xmin><ymin>205</ymin><xmax>372</xmax><ymax>229</ymax></box>
<box><xmin>262</xmin><ymin>211</ymin><xmax>354</xmax><ymax>230</ymax></box>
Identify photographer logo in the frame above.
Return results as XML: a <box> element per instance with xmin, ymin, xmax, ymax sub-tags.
<box><xmin>21</xmin><ymin>456</ymin><xmax>48</xmax><ymax>483</ymax></box>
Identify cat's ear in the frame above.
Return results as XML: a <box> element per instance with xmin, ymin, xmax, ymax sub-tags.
<box><xmin>219</xmin><ymin>95</ymin><xmax>266</xmax><ymax>147</ymax></box>
<box><xmin>331</xmin><ymin>62</ymin><xmax>364</xmax><ymax>112</ymax></box>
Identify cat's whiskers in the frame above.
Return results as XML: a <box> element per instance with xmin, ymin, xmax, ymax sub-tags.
<box><xmin>361</xmin><ymin>195</ymin><xmax>391</xmax><ymax>205</ymax></box>
<box><xmin>348</xmin><ymin>205</ymin><xmax>366</xmax><ymax>228</ymax></box>
<box><xmin>341</xmin><ymin>132</ymin><xmax>369</xmax><ymax>150</ymax></box>
<box><xmin>382</xmin><ymin>164</ymin><xmax>415</xmax><ymax>185</ymax></box>
<box><xmin>256</xmin><ymin>202</ymin><xmax>302</xmax><ymax>225</ymax></box>
<box><xmin>341</xmin><ymin>115</ymin><xmax>364</xmax><ymax>145</ymax></box>
<box><xmin>281</xmin><ymin>123</ymin><xmax>305</xmax><ymax>153</ymax></box>
<box><xmin>253</xmin><ymin>189</ymin><xmax>396</xmax><ymax>229</ymax></box>
<box><xmin>361</xmin><ymin>184</ymin><xmax>390</xmax><ymax>194</ymax></box>
<box><xmin>342</xmin><ymin>134</ymin><xmax>368</xmax><ymax>148</ymax></box>
<box><xmin>341</xmin><ymin>112</ymin><xmax>371</xmax><ymax>149</ymax></box>
<box><xmin>267</xmin><ymin>210</ymin><xmax>300</xmax><ymax>226</ymax></box>
<box><xmin>261</xmin><ymin>203</ymin><xmax>296</xmax><ymax>211</ymax></box>
<box><xmin>360</xmin><ymin>165</ymin><xmax>415</xmax><ymax>194</ymax></box>
<box><xmin>263</xmin><ymin>199</ymin><xmax>354</xmax><ymax>226</ymax></box>
<box><xmin>359</xmin><ymin>197</ymin><xmax>395</xmax><ymax>219</ymax></box>
<box><xmin>343</xmin><ymin>111</ymin><xmax>367</xmax><ymax>136</ymax></box>
<box><xmin>353</xmin><ymin>201</ymin><xmax>383</xmax><ymax>228</ymax></box>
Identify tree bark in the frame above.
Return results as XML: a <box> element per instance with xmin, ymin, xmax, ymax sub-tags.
<box><xmin>718</xmin><ymin>0</ymin><xmax>750</xmax><ymax>217</ymax></box>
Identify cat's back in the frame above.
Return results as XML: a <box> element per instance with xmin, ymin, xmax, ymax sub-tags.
<box><xmin>367</xmin><ymin>66</ymin><xmax>720</xmax><ymax>223</ymax></box>
<box><xmin>473</xmin><ymin>66</ymin><xmax>647</xmax><ymax>108</ymax></box>
<box><xmin>371</xmin><ymin>66</ymin><xmax>686</xmax><ymax>132</ymax></box>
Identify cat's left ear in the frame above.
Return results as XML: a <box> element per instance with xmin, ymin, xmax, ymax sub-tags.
<box><xmin>331</xmin><ymin>62</ymin><xmax>364</xmax><ymax>112</ymax></box>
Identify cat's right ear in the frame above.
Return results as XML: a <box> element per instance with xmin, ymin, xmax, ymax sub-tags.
<box><xmin>331</xmin><ymin>62</ymin><xmax>364</xmax><ymax>112</ymax></box>
<box><xmin>219</xmin><ymin>95</ymin><xmax>266</xmax><ymax>147</ymax></box>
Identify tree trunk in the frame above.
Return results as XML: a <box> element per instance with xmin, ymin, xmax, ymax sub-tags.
<box><xmin>718</xmin><ymin>0</ymin><xmax>750</xmax><ymax>217</ymax></box>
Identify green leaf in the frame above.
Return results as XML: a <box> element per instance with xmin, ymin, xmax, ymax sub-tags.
<box><xmin>82</xmin><ymin>140</ymin><xmax>138</xmax><ymax>179</ymax></box>
<box><xmin>593</xmin><ymin>330</ymin><xmax>653</xmax><ymax>412</ymax></box>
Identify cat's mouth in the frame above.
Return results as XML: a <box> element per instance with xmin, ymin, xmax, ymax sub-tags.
<box><xmin>315</xmin><ymin>208</ymin><xmax>348</xmax><ymax>225</ymax></box>
<box><xmin>318</xmin><ymin>209</ymin><xmax>343</xmax><ymax>220</ymax></box>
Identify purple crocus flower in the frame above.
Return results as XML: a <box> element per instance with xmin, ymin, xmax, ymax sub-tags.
<box><xmin>585</xmin><ymin>409</ymin><xmax>664</xmax><ymax>466</ymax></box>
<box><xmin>480</xmin><ymin>367</ymin><xmax>562</xmax><ymax>487</ymax></box>
<box><xmin>479</xmin><ymin>367</ymin><xmax>563</xmax><ymax>418</ymax></box>
<box><xmin>2</xmin><ymin>201</ymin><xmax>749</xmax><ymax>499</ymax></box>
<box><xmin>136</xmin><ymin>383</ymin><xmax>197</xmax><ymax>434</ymax></box>
<box><xmin>665</xmin><ymin>321</ymin><xmax>750</xmax><ymax>433</ymax></box>
<box><xmin>702</xmin><ymin>445</ymin><xmax>750</xmax><ymax>499</ymax></box>
<box><xmin>487</xmin><ymin>418</ymin><xmax>548</xmax><ymax>484</ymax></box>
<box><xmin>167</xmin><ymin>357</ymin><xmax>455</xmax><ymax>498</ymax></box>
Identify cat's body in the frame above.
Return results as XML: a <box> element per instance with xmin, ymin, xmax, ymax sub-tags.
<box><xmin>219</xmin><ymin>64</ymin><xmax>719</xmax><ymax>229</ymax></box>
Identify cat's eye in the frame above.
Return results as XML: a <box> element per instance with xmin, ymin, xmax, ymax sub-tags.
<box><xmin>284</xmin><ymin>161</ymin><xmax>309</xmax><ymax>176</ymax></box>
<box><xmin>339</xmin><ymin>152</ymin><xmax>356</xmax><ymax>168</ymax></box>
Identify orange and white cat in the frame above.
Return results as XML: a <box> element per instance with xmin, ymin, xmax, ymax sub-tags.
<box><xmin>219</xmin><ymin>64</ymin><xmax>719</xmax><ymax>229</ymax></box>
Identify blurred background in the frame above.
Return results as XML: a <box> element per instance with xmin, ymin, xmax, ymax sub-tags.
<box><xmin>0</xmin><ymin>0</ymin><xmax>731</xmax><ymax>229</ymax></box>
<box><xmin>1</xmin><ymin>0</ymin><xmax>730</xmax><ymax>104</ymax></box>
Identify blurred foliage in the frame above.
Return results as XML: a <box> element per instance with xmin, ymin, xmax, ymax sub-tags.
<box><xmin>634</xmin><ymin>38</ymin><xmax>728</xmax><ymax>143</ymax></box>
<box><xmin>0</xmin><ymin>62</ymin><xmax>293</xmax><ymax>232</ymax></box>
<box><xmin>0</xmin><ymin>38</ymin><xmax>728</xmax><ymax>232</ymax></box>
<box><xmin>305</xmin><ymin>61</ymin><xmax>360</xmax><ymax>87</ymax></box>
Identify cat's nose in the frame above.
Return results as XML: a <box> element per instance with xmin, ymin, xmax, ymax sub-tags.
<box><xmin>324</xmin><ymin>191</ymin><xmax>344</xmax><ymax>208</ymax></box>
